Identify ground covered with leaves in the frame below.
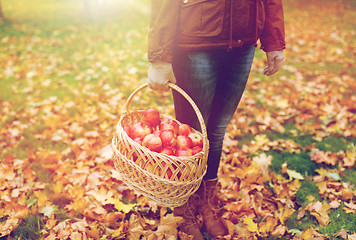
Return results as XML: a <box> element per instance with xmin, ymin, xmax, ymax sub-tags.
<box><xmin>0</xmin><ymin>0</ymin><xmax>355</xmax><ymax>239</ymax></box>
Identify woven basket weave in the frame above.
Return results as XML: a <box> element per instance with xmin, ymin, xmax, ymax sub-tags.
<box><xmin>112</xmin><ymin>83</ymin><xmax>209</xmax><ymax>207</ymax></box>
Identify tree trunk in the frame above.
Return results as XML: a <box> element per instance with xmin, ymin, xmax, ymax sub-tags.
<box><xmin>0</xmin><ymin>0</ymin><xmax>4</xmax><ymax>20</ymax></box>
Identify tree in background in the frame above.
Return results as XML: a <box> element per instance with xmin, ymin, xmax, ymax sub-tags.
<box><xmin>0</xmin><ymin>0</ymin><xmax>4</xmax><ymax>21</ymax></box>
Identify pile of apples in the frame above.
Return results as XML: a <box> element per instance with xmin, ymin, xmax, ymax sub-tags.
<box><xmin>122</xmin><ymin>108</ymin><xmax>203</xmax><ymax>157</ymax></box>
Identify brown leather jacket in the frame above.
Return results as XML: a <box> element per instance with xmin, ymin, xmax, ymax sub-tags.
<box><xmin>148</xmin><ymin>0</ymin><xmax>285</xmax><ymax>63</ymax></box>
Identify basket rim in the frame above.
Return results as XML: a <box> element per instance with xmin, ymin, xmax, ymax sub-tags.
<box><xmin>117</xmin><ymin>111</ymin><xmax>205</xmax><ymax>162</ymax></box>
<box><xmin>121</xmin><ymin>83</ymin><xmax>209</xmax><ymax>160</ymax></box>
<box><xmin>111</xmin><ymin>136</ymin><xmax>206</xmax><ymax>186</ymax></box>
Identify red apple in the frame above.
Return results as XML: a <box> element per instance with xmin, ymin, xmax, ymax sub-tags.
<box><xmin>153</xmin><ymin>129</ymin><xmax>161</xmax><ymax>136</ymax></box>
<box><xmin>160</xmin><ymin>147</ymin><xmax>175</xmax><ymax>156</ymax></box>
<box><xmin>133</xmin><ymin>137</ymin><xmax>143</xmax><ymax>145</ymax></box>
<box><xmin>131</xmin><ymin>122</ymin><xmax>152</xmax><ymax>139</ymax></box>
<box><xmin>160</xmin><ymin>130</ymin><xmax>177</xmax><ymax>148</ymax></box>
<box><xmin>144</xmin><ymin>108</ymin><xmax>161</xmax><ymax>128</ymax></box>
<box><xmin>191</xmin><ymin>146</ymin><xmax>203</xmax><ymax>155</ymax></box>
<box><xmin>176</xmin><ymin>135</ymin><xmax>193</xmax><ymax>149</ymax></box>
<box><xmin>189</xmin><ymin>132</ymin><xmax>203</xmax><ymax>148</ymax></box>
<box><xmin>178</xmin><ymin>124</ymin><xmax>193</xmax><ymax>136</ymax></box>
<box><xmin>160</xmin><ymin>118</ymin><xmax>179</xmax><ymax>135</ymax></box>
<box><xmin>175</xmin><ymin>147</ymin><xmax>192</xmax><ymax>157</ymax></box>
<box><xmin>142</xmin><ymin>133</ymin><xmax>162</xmax><ymax>152</ymax></box>
<box><xmin>123</xmin><ymin>125</ymin><xmax>132</xmax><ymax>137</ymax></box>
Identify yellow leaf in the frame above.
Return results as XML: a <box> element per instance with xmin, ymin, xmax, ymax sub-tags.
<box><xmin>34</xmin><ymin>190</ymin><xmax>48</xmax><ymax>208</ymax></box>
<box><xmin>112</xmin><ymin>224</ymin><xmax>124</xmax><ymax>237</ymax></box>
<box><xmin>289</xmin><ymin>179</ymin><xmax>302</xmax><ymax>191</ymax></box>
<box><xmin>243</xmin><ymin>216</ymin><xmax>259</xmax><ymax>234</ymax></box>
<box><xmin>259</xmin><ymin>217</ymin><xmax>278</xmax><ymax>234</ymax></box>
<box><xmin>286</xmin><ymin>169</ymin><xmax>304</xmax><ymax>180</ymax></box>
<box><xmin>254</xmin><ymin>134</ymin><xmax>270</xmax><ymax>147</ymax></box>
<box><xmin>306</xmin><ymin>195</ymin><xmax>315</xmax><ymax>202</ymax></box>
<box><xmin>301</xmin><ymin>227</ymin><xmax>314</xmax><ymax>240</ymax></box>
<box><xmin>53</xmin><ymin>181</ymin><xmax>64</xmax><ymax>194</ymax></box>
<box><xmin>105</xmin><ymin>197</ymin><xmax>136</xmax><ymax>213</ymax></box>
<box><xmin>275</xmin><ymin>98</ymin><xmax>289</xmax><ymax>109</ymax></box>
<box><xmin>282</xmin><ymin>205</ymin><xmax>295</xmax><ymax>224</ymax></box>
<box><xmin>70</xmin><ymin>197</ymin><xmax>89</xmax><ymax>213</ymax></box>
<box><xmin>344</xmin><ymin>149</ymin><xmax>356</xmax><ymax>167</ymax></box>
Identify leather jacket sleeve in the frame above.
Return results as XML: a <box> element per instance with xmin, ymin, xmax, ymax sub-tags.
<box><xmin>148</xmin><ymin>0</ymin><xmax>180</xmax><ymax>63</ymax></box>
<box><xmin>260</xmin><ymin>0</ymin><xmax>286</xmax><ymax>52</ymax></box>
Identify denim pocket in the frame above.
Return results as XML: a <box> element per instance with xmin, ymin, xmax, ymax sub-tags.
<box><xmin>179</xmin><ymin>0</ymin><xmax>225</xmax><ymax>37</ymax></box>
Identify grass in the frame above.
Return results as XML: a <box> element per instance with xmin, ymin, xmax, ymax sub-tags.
<box><xmin>341</xmin><ymin>168</ymin><xmax>356</xmax><ymax>188</ymax></box>
<box><xmin>10</xmin><ymin>215</ymin><xmax>44</xmax><ymax>240</ymax></box>
<box><xmin>269</xmin><ymin>151</ymin><xmax>319</xmax><ymax>176</ymax></box>
<box><xmin>286</xmin><ymin>202</ymin><xmax>356</xmax><ymax>238</ymax></box>
<box><xmin>1</xmin><ymin>0</ymin><xmax>355</xmax><ymax>239</ymax></box>
<box><xmin>295</xmin><ymin>180</ymin><xmax>321</xmax><ymax>206</ymax></box>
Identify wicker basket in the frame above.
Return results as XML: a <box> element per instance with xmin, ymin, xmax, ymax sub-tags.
<box><xmin>112</xmin><ymin>83</ymin><xmax>209</xmax><ymax>207</ymax></box>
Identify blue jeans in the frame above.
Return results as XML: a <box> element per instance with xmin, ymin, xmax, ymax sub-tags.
<box><xmin>172</xmin><ymin>45</ymin><xmax>255</xmax><ymax>180</ymax></box>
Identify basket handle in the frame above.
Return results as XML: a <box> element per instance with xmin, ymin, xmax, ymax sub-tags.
<box><xmin>122</xmin><ymin>83</ymin><xmax>209</xmax><ymax>158</ymax></box>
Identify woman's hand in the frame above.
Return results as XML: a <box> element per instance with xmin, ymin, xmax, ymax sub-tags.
<box><xmin>264</xmin><ymin>50</ymin><xmax>285</xmax><ymax>76</ymax></box>
<box><xmin>147</xmin><ymin>61</ymin><xmax>176</xmax><ymax>91</ymax></box>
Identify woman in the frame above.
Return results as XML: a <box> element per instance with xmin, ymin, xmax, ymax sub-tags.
<box><xmin>147</xmin><ymin>0</ymin><xmax>285</xmax><ymax>239</ymax></box>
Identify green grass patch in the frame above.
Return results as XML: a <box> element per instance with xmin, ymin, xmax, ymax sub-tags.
<box><xmin>10</xmin><ymin>215</ymin><xmax>44</xmax><ymax>240</ymax></box>
<box><xmin>236</xmin><ymin>133</ymin><xmax>256</xmax><ymax>148</ymax></box>
<box><xmin>0</xmin><ymin>77</ymin><xmax>28</xmax><ymax>103</ymax></box>
<box><xmin>315</xmin><ymin>136</ymin><xmax>353</xmax><ymax>153</ymax></box>
<box><xmin>341</xmin><ymin>168</ymin><xmax>356</xmax><ymax>189</ymax></box>
<box><xmin>236</xmin><ymin>123</ymin><xmax>314</xmax><ymax>149</ymax></box>
<box><xmin>325</xmin><ymin>203</ymin><xmax>356</xmax><ymax>236</ymax></box>
<box><xmin>286</xmin><ymin>202</ymin><xmax>356</xmax><ymax>238</ymax></box>
<box><xmin>286</xmin><ymin>211</ymin><xmax>319</xmax><ymax>235</ymax></box>
<box><xmin>30</xmin><ymin>162</ymin><xmax>53</xmax><ymax>184</ymax></box>
<box><xmin>6</xmin><ymin>127</ymin><xmax>68</xmax><ymax>159</ymax></box>
<box><xmin>295</xmin><ymin>180</ymin><xmax>321</xmax><ymax>206</ymax></box>
<box><xmin>268</xmin><ymin>150</ymin><xmax>320</xmax><ymax>177</ymax></box>
<box><xmin>14</xmin><ymin>129</ymin><xmax>41</xmax><ymax>159</ymax></box>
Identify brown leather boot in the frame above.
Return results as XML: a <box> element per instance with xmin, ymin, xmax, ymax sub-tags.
<box><xmin>196</xmin><ymin>178</ymin><xmax>228</xmax><ymax>238</ymax></box>
<box><xmin>173</xmin><ymin>194</ymin><xmax>204</xmax><ymax>240</ymax></box>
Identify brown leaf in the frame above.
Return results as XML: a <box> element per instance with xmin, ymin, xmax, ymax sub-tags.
<box><xmin>349</xmin><ymin>233</ymin><xmax>356</xmax><ymax>240</ymax></box>
<box><xmin>0</xmin><ymin>218</ymin><xmax>20</xmax><ymax>237</ymax></box>
<box><xmin>344</xmin><ymin>201</ymin><xmax>356</xmax><ymax>210</ymax></box>
<box><xmin>305</xmin><ymin>201</ymin><xmax>330</xmax><ymax>226</ymax></box>
<box><xmin>333</xmin><ymin>228</ymin><xmax>348</xmax><ymax>240</ymax></box>
<box><xmin>341</xmin><ymin>189</ymin><xmax>354</xmax><ymax>200</ymax></box>
<box><xmin>343</xmin><ymin>149</ymin><xmax>355</xmax><ymax>167</ymax></box>
<box><xmin>329</xmin><ymin>200</ymin><xmax>341</xmax><ymax>209</ymax></box>
<box><xmin>343</xmin><ymin>201</ymin><xmax>356</xmax><ymax>214</ymax></box>
<box><xmin>297</xmin><ymin>206</ymin><xmax>306</xmax><ymax>220</ymax></box>
<box><xmin>271</xmin><ymin>224</ymin><xmax>286</xmax><ymax>237</ymax></box>
<box><xmin>258</xmin><ymin>216</ymin><xmax>278</xmax><ymax>235</ymax></box>
<box><xmin>149</xmin><ymin>214</ymin><xmax>184</xmax><ymax>240</ymax></box>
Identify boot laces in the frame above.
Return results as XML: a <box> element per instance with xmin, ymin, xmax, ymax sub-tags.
<box><xmin>176</xmin><ymin>193</ymin><xmax>203</xmax><ymax>228</ymax></box>
<box><xmin>200</xmin><ymin>180</ymin><xmax>224</xmax><ymax>216</ymax></box>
